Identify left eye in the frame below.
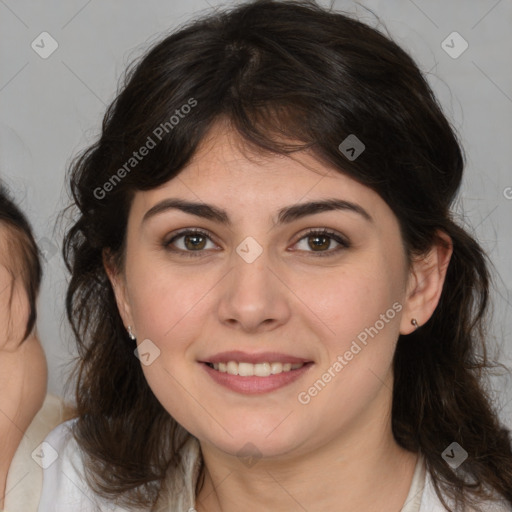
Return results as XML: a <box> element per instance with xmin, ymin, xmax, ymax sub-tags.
<box><xmin>294</xmin><ymin>229</ymin><xmax>349</xmax><ymax>256</ymax></box>
<box><xmin>163</xmin><ymin>228</ymin><xmax>349</xmax><ymax>257</ymax></box>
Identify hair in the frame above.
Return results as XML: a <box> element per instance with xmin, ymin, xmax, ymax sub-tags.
<box><xmin>62</xmin><ymin>0</ymin><xmax>512</xmax><ymax>510</ymax></box>
<box><xmin>0</xmin><ymin>183</ymin><xmax>42</xmax><ymax>343</ymax></box>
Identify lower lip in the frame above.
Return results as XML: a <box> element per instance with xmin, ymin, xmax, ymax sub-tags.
<box><xmin>201</xmin><ymin>363</ymin><xmax>313</xmax><ymax>394</ymax></box>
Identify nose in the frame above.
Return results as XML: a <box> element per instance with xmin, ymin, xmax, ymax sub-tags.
<box><xmin>216</xmin><ymin>248</ymin><xmax>291</xmax><ymax>333</ymax></box>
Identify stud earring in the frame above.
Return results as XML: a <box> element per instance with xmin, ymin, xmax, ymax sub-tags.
<box><xmin>127</xmin><ymin>326</ymin><xmax>136</xmax><ymax>340</ymax></box>
<box><xmin>411</xmin><ymin>318</ymin><xmax>419</xmax><ymax>330</ymax></box>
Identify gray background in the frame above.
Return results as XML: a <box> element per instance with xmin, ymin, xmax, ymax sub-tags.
<box><xmin>1</xmin><ymin>0</ymin><xmax>511</xmax><ymax>426</ymax></box>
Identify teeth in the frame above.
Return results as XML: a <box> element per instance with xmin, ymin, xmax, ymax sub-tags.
<box><xmin>254</xmin><ymin>362</ymin><xmax>271</xmax><ymax>377</ymax></box>
<box><xmin>211</xmin><ymin>361</ymin><xmax>304</xmax><ymax>376</ymax></box>
<box><xmin>270</xmin><ymin>362</ymin><xmax>282</xmax><ymax>374</ymax></box>
<box><xmin>227</xmin><ymin>361</ymin><xmax>238</xmax><ymax>375</ymax></box>
<box><xmin>238</xmin><ymin>362</ymin><xmax>254</xmax><ymax>377</ymax></box>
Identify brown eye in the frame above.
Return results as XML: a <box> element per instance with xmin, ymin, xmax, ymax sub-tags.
<box><xmin>164</xmin><ymin>229</ymin><xmax>216</xmax><ymax>256</ymax></box>
<box><xmin>294</xmin><ymin>229</ymin><xmax>350</xmax><ymax>257</ymax></box>
<box><xmin>308</xmin><ymin>234</ymin><xmax>331</xmax><ymax>251</ymax></box>
<box><xmin>183</xmin><ymin>233</ymin><xmax>207</xmax><ymax>250</ymax></box>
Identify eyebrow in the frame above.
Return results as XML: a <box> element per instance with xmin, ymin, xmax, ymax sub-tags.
<box><xmin>142</xmin><ymin>198</ymin><xmax>373</xmax><ymax>226</ymax></box>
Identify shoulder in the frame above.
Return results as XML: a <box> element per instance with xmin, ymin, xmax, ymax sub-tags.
<box><xmin>4</xmin><ymin>394</ymin><xmax>70</xmax><ymax>512</ymax></box>
<box><xmin>36</xmin><ymin>419</ymin><xmax>130</xmax><ymax>512</ymax></box>
<box><xmin>36</xmin><ymin>418</ymin><xmax>93</xmax><ymax>512</ymax></box>
<box><xmin>419</xmin><ymin>467</ymin><xmax>512</xmax><ymax>512</ymax></box>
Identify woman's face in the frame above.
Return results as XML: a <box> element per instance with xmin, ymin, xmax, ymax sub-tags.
<box><xmin>109</xmin><ymin>121</ymin><xmax>425</xmax><ymax>461</ymax></box>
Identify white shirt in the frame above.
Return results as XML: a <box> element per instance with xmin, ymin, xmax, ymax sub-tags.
<box><xmin>36</xmin><ymin>420</ymin><xmax>511</xmax><ymax>512</ymax></box>
<box><xmin>3</xmin><ymin>394</ymin><xmax>68</xmax><ymax>512</ymax></box>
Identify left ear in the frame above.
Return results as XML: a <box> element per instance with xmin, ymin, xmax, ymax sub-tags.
<box><xmin>400</xmin><ymin>230</ymin><xmax>453</xmax><ymax>335</ymax></box>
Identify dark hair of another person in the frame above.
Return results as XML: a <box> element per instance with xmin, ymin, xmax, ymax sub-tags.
<box><xmin>0</xmin><ymin>184</ymin><xmax>42</xmax><ymax>343</ymax></box>
<box><xmin>62</xmin><ymin>1</ymin><xmax>512</xmax><ymax>510</ymax></box>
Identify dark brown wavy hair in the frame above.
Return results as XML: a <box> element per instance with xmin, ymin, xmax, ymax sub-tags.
<box><xmin>0</xmin><ymin>183</ymin><xmax>42</xmax><ymax>343</ymax></box>
<box><xmin>62</xmin><ymin>1</ymin><xmax>512</xmax><ymax>510</ymax></box>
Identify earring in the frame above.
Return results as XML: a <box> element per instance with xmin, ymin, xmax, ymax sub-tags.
<box><xmin>127</xmin><ymin>326</ymin><xmax>136</xmax><ymax>340</ymax></box>
<box><xmin>411</xmin><ymin>318</ymin><xmax>419</xmax><ymax>330</ymax></box>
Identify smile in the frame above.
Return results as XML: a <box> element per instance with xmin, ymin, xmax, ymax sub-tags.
<box><xmin>206</xmin><ymin>361</ymin><xmax>304</xmax><ymax>376</ymax></box>
<box><xmin>202</xmin><ymin>360</ymin><xmax>313</xmax><ymax>394</ymax></box>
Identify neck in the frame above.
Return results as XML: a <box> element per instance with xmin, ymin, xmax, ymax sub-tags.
<box><xmin>195</xmin><ymin>376</ymin><xmax>419</xmax><ymax>512</ymax></box>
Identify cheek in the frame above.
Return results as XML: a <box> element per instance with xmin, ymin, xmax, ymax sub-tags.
<box><xmin>299</xmin><ymin>257</ymin><xmax>405</xmax><ymax>409</ymax></box>
<box><xmin>297</xmin><ymin>286</ymin><xmax>402</xmax><ymax>431</ymax></box>
<box><xmin>127</xmin><ymin>261</ymin><xmax>210</xmax><ymax>341</ymax></box>
<box><xmin>302</xmin><ymin>258</ymin><xmax>404</xmax><ymax>348</ymax></box>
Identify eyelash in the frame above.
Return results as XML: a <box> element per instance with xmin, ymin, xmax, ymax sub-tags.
<box><xmin>163</xmin><ymin>228</ymin><xmax>350</xmax><ymax>258</ymax></box>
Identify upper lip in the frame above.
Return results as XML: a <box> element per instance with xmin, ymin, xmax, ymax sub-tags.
<box><xmin>201</xmin><ymin>351</ymin><xmax>313</xmax><ymax>365</ymax></box>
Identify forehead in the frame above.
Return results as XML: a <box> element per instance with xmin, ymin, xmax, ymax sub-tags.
<box><xmin>131</xmin><ymin>122</ymin><xmax>388</xmax><ymax>224</ymax></box>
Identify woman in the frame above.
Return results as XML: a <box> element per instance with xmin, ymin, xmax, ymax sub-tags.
<box><xmin>0</xmin><ymin>184</ymin><xmax>68</xmax><ymax>512</ymax></box>
<box><xmin>38</xmin><ymin>1</ymin><xmax>512</xmax><ymax>511</ymax></box>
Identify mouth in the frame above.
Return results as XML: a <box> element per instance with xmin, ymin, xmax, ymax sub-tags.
<box><xmin>204</xmin><ymin>361</ymin><xmax>306</xmax><ymax>376</ymax></box>
<box><xmin>200</xmin><ymin>352</ymin><xmax>314</xmax><ymax>394</ymax></box>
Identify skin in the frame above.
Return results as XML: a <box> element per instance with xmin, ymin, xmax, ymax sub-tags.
<box><xmin>106</xmin><ymin>119</ymin><xmax>452</xmax><ymax>512</ymax></box>
<box><xmin>0</xmin><ymin>228</ymin><xmax>47</xmax><ymax>509</ymax></box>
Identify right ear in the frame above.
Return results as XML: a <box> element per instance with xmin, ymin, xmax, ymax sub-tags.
<box><xmin>102</xmin><ymin>248</ymin><xmax>134</xmax><ymax>330</ymax></box>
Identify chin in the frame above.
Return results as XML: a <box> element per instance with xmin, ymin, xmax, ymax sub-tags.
<box><xmin>194</xmin><ymin>418</ymin><xmax>307</xmax><ymax>460</ymax></box>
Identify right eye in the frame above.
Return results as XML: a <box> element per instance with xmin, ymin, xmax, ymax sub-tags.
<box><xmin>163</xmin><ymin>229</ymin><xmax>218</xmax><ymax>257</ymax></box>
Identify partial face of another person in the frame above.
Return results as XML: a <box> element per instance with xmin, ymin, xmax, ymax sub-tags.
<box><xmin>0</xmin><ymin>226</ymin><xmax>47</xmax><ymax>437</ymax></box>
<box><xmin>108</xmin><ymin>120</ymin><xmax>443</xmax><ymax>461</ymax></box>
